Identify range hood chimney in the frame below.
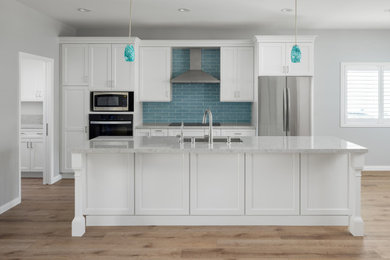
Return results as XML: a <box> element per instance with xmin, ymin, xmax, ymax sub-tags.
<box><xmin>170</xmin><ymin>48</ymin><xmax>220</xmax><ymax>84</ymax></box>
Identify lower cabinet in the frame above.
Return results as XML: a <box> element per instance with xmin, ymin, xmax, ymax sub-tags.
<box><xmin>135</xmin><ymin>153</ymin><xmax>190</xmax><ymax>215</ymax></box>
<box><xmin>20</xmin><ymin>138</ymin><xmax>45</xmax><ymax>172</ymax></box>
<box><xmin>85</xmin><ymin>153</ymin><xmax>134</xmax><ymax>215</ymax></box>
<box><xmin>301</xmin><ymin>154</ymin><xmax>350</xmax><ymax>215</ymax></box>
<box><xmin>246</xmin><ymin>153</ymin><xmax>300</xmax><ymax>215</ymax></box>
<box><xmin>190</xmin><ymin>153</ymin><xmax>245</xmax><ymax>215</ymax></box>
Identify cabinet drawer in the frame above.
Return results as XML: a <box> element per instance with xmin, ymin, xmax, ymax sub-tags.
<box><xmin>221</xmin><ymin>129</ymin><xmax>255</xmax><ymax>136</ymax></box>
<box><xmin>151</xmin><ymin>129</ymin><xmax>168</xmax><ymax>136</ymax></box>
<box><xmin>136</xmin><ymin>129</ymin><xmax>151</xmax><ymax>137</ymax></box>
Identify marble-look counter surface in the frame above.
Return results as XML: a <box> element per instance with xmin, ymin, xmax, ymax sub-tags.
<box><xmin>73</xmin><ymin>136</ymin><xmax>367</xmax><ymax>154</ymax></box>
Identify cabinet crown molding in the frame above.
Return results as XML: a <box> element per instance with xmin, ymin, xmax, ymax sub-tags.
<box><xmin>59</xmin><ymin>37</ymin><xmax>141</xmax><ymax>44</ymax></box>
<box><xmin>254</xmin><ymin>35</ymin><xmax>317</xmax><ymax>43</ymax></box>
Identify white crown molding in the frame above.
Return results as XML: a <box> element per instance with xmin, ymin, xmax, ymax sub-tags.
<box><xmin>59</xmin><ymin>37</ymin><xmax>141</xmax><ymax>44</ymax></box>
<box><xmin>254</xmin><ymin>35</ymin><xmax>317</xmax><ymax>43</ymax></box>
<box><xmin>139</xmin><ymin>39</ymin><xmax>254</xmax><ymax>47</ymax></box>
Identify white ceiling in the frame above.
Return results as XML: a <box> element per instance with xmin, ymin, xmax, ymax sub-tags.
<box><xmin>16</xmin><ymin>0</ymin><xmax>390</xmax><ymax>31</ymax></box>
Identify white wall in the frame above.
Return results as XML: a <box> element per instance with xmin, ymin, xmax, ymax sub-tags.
<box><xmin>0</xmin><ymin>0</ymin><xmax>75</xmax><ymax>211</ymax></box>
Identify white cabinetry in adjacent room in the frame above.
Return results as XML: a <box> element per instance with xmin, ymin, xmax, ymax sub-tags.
<box><xmin>256</xmin><ymin>36</ymin><xmax>315</xmax><ymax>76</ymax></box>
<box><xmin>62</xmin><ymin>44</ymin><xmax>89</xmax><ymax>86</ymax></box>
<box><xmin>139</xmin><ymin>47</ymin><xmax>171</xmax><ymax>102</ymax></box>
<box><xmin>61</xmin><ymin>87</ymin><xmax>89</xmax><ymax>173</ymax></box>
<box><xmin>220</xmin><ymin>46</ymin><xmax>254</xmax><ymax>101</ymax></box>
<box><xmin>301</xmin><ymin>154</ymin><xmax>350</xmax><ymax>215</ymax></box>
<box><xmin>20</xmin><ymin>136</ymin><xmax>44</xmax><ymax>172</ymax></box>
<box><xmin>190</xmin><ymin>153</ymin><xmax>245</xmax><ymax>215</ymax></box>
<box><xmin>246</xmin><ymin>154</ymin><xmax>300</xmax><ymax>215</ymax></box>
<box><xmin>135</xmin><ymin>153</ymin><xmax>190</xmax><ymax>215</ymax></box>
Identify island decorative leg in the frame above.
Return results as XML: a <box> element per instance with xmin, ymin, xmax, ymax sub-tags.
<box><xmin>71</xmin><ymin>153</ymin><xmax>86</xmax><ymax>237</ymax></box>
<box><xmin>349</xmin><ymin>153</ymin><xmax>365</xmax><ymax>236</ymax></box>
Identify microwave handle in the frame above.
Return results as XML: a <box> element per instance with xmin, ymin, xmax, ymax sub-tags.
<box><xmin>90</xmin><ymin>121</ymin><xmax>132</xmax><ymax>125</ymax></box>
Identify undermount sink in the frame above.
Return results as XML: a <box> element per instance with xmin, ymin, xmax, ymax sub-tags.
<box><xmin>181</xmin><ymin>137</ymin><xmax>243</xmax><ymax>143</ymax></box>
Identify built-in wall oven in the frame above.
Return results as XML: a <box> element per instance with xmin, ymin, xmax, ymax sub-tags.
<box><xmin>89</xmin><ymin>114</ymin><xmax>133</xmax><ymax>140</ymax></box>
<box><xmin>91</xmin><ymin>92</ymin><xmax>134</xmax><ymax>112</ymax></box>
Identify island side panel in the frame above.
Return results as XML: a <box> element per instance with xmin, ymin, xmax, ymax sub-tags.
<box><xmin>71</xmin><ymin>153</ymin><xmax>86</xmax><ymax>237</ymax></box>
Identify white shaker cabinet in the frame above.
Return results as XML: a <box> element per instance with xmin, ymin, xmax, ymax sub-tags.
<box><xmin>246</xmin><ymin>154</ymin><xmax>300</xmax><ymax>215</ymax></box>
<box><xmin>20</xmin><ymin>137</ymin><xmax>45</xmax><ymax>172</ymax></box>
<box><xmin>139</xmin><ymin>47</ymin><xmax>171</xmax><ymax>102</ymax></box>
<box><xmin>89</xmin><ymin>44</ymin><xmax>112</xmax><ymax>90</ymax></box>
<box><xmin>256</xmin><ymin>36</ymin><xmax>316</xmax><ymax>76</ymax></box>
<box><xmin>220</xmin><ymin>47</ymin><xmax>254</xmax><ymax>101</ymax></box>
<box><xmin>62</xmin><ymin>44</ymin><xmax>89</xmax><ymax>86</ymax></box>
<box><xmin>112</xmin><ymin>44</ymin><xmax>134</xmax><ymax>91</ymax></box>
<box><xmin>61</xmin><ymin>87</ymin><xmax>89</xmax><ymax>173</ymax></box>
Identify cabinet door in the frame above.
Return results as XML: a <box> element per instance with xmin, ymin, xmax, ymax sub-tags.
<box><xmin>135</xmin><ymin>153</ymin><xmax>189</xmax><ymax>215</ymax></box>
<box><xmin>62</xmin><ymin>87</ymin><xmax>88</xmax><ymax>172</ymax></box>
<box><xmin>236</xmin><ymin>47</ymin><xmax>254</xmax><ymax>101</ymax></box>
<box><xmin>112</xmin><ymin>44</ymin><xmax>134</xmax><ymax>91</ymax></box>
<box><xmin>220</xmin><ymin>47</ymin><xmax>236</xmax><ymax>101</ymax></box>
<box><xmin>20</xmin><ymin>58</ymin><xmax>46</xmax><ymax>101</ymax></box>
<box><xmin>20</xmin><ymin>140</ymin><xmax>30</xmax><ymax>171</ymax></box>
<box><xmin>220</xmin><ymin>129</ymin><xmax>256</xmax><ymax>137</ymax></box>
<box><xmin>258</xmin><ymin>43</ymin><xmax>285</xmax><ymax>76</ymax></box>
<box><xmin>89</xmin><ymin>44</ymin><xmax>112</xmax><ymax>90</ymax></box>
<box><xmin>30</xmin><ymin>139</ymin><xmax>45</xmax><ymax>171</ymax></box>
<box><xmin>136</xmin><ymin>129</ymin><xmax>151</xmax><ymax>137</ymax></box>
<box><xmin>62</xmin><ymin>44</ymin><xmax>89</xmax><ymax>86</ymax></box>
<box><xmin>139</xmin><ymin>47</ymin><xmax>171</xmax><ymax>102</ymax></box>
<box><xmin>286</xmin><ymin>43</ymin><xmax>314</xmax><ymax>76</ymax></box>
<box><xmin>150</xmin><ymin>129</ymin><xmax>168</xmax><ymax>136</ymax></box>
<box><xmin>301</xmin><ymin>154</ymin><xmax>350</xmax><ymax>215</ymax></box>
<box><xmin>190</xmin><ymin>153</ymin><xmax>245</xmax><ymax>215</ymax></box>
<box><xmin>86</xmin><ymin>153</ymin><xmax>135</xmax><ymax>215</ymax></box>
<box><xmin>246</xmin><ymin>154</ymin><xmax>299</xmax><ymax>215</ymax></box>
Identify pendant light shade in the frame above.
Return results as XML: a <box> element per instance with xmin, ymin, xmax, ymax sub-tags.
<box><xmin>291</xmin><ymin>0</ymin><xmax>301</xmax><ymax>63</ymax></box>
<box><xmin>124</xmin><ymin>0</ymin><xmax>135</xmax><ymax>62</ymax></box>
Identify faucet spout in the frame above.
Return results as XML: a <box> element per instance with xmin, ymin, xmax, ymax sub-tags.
<box><xmin>202</xmin><ymin>109</ymin><xmax>213</xmax><ymax>145</ymax></box>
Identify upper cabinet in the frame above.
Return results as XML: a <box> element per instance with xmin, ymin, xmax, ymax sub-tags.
<box><xmin>62</xmin><ymin>43</ymin><xmax>135</xmax><ymax>91</ymax></box>
<box><xmin>256</xmin><ymin>36</ymin><xmax>316</xmax><ymax>76</ymax></box>
<box><xmin>220</xmin><ymin>47</ymin><xmax>254</xmax><ymax>102</ymax></box>
<box><xmin>62</xmin><ymin>44</ymin><xmax>89</xmax><ymax>86</ymax></box>
<box><xmin>139</xmin><ymin>46</ymin><xmax>171</xmax><ymax>102</ymax></box>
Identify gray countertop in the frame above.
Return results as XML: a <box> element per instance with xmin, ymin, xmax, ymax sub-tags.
<box><xmin>73</xmin><ymin>136</ymin><xmax>368</xmax><ymax>154</ymax></box>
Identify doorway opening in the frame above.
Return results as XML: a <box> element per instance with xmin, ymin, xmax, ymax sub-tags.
<box><xmin>18</xmin><ymin>52</ymin><xmax>56</xmax><ymax>188</ymax></box>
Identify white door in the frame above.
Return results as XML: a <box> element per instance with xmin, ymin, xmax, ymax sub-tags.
<box><xmin>89</xmin><ymin>44</ymin><xmax>112</xmax><ymax>90</ymax></box>
<box><xmin>190</xmin><ymin>153</ymin><xmax>245</xmax><ymax>215</ymax></box>
<box><xmin>135</xmin><ymin>153</ymin><xmax>189</xmax><ymax>215</ymax></box>
<box><xmin>62</xmin><ymin>87</ymin><xmax>88</xmax><ymax>172</ymax></box>
<box><xmin>246</xmin><ymin>153</ymin><xmax>300</xmax><ymax>215</ymax></box>
<box><xmin>62</xmin><ymin>44</ymin><xmax>89</xmax><ymax>86</ymax></box>
<box><xmin>112</xmin><ymin>44</ymin><xmax>134</xmax><ymax>91</ymax></box>
<box><xmin>220</xmin><ymin>47</ymin><xmax>236</xmax><ymax>101</ymax></box>
<box><xmin>139</xmin><ymin>47</ymin><xmax>171</xmax><ymax>101</ymax></box>
<box><xmin>236</xmin><ymin>47</ymin><xmax>254</xmax><ymax>101</ymax></box>
<box><xmin>30</xmin><ymin>139</ymin><xmax>45</xmax><ymax>171</ymax></box>
<box><xmin>258</xmin><ymin>43</ymin><xmax>286</xmax><ymax>76</ymax></box>
<box><xmin>20</xmin><ymin>140</ymin><xmax>30</xmax><ymax>171</ymax></box>
<box><xmin>301</xmin><ymin>154</ymin><xmax>350</xmax><ymax>215</ymax></box>
<box><xmin>286</xmin><ymin>43</ymin><xmax>314</xmax><ymax>76</ymax></box>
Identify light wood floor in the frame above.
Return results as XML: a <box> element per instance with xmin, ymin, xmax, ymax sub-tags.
<box><xmin>1</xmin><ymin>172</ymin><xmax>390</xmax><ymax>259</ymax></box>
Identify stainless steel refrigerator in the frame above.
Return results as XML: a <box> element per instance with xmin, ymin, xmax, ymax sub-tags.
<box><xmin>258</xmin><ymin>76</ymin><xmax>312</xmax><ymax>136</ymax></box>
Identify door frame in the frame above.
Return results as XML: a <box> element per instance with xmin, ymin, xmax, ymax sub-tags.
<box><xmin>18</xmin><ymin>52</ymin><xmax>56</xmax><ymax>187</ymax></box>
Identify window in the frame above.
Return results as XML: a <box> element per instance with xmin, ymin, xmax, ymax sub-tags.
<box><xmin>341</xmin><ymin>63</ymin><xmax>390</xmax><ymax>127</ymax></box>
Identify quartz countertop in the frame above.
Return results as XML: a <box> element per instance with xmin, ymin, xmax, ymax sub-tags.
<box><xmin>73</xmin><ymin>136</ymin><xmax>368</xmax><ymax>154</ymax></box>
<box><xmin>136</xmin><ymin>123</ymin><xmax>256</xmax><ymax>129</ymax></box>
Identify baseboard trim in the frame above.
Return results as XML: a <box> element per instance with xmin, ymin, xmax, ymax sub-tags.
<box><xmin>61</xmin><ymin>172</ymin><xmax>74</xmax><ymax>179</ymax></box>
<box><xmin>0</xmin><ymin>197</ymin><xmax>21</xmax><ymax>215</ymax></box>
<box><xmin>363</xmin><ymin>166</ymin><xmax>390</xmax><ymax>171</ymax></box>
<box><xmin>50</xmin><ymin>175</ymin><xmax>63</xmax><ymax>184</ymax></box>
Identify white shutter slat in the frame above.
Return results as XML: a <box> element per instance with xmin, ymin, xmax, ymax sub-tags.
<box><xmin>384</xmin><ymin>70</ymin><xmax>390</xmax><ymax>118</ymax></box>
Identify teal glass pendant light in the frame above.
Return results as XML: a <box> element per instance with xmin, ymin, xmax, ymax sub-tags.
<box><xmin>124</xmin><ymin>0</ymin><xmax>135</xmax><ymax>62</ymax></box>
<box><xmin>291</xmin><ymin>0</ymin><xmax>301</xmax><ymax>63</ymax></box>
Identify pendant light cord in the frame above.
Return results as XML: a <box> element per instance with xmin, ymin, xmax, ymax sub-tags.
<box><xmin>128</xmin><ymin>0</ymin><xmax>133</xmax><ymax>38</ymax></box>
<box><xmin>294</xmin><ymin>0</ymin><xmax>297</xmax><ymax>44</ymax></box>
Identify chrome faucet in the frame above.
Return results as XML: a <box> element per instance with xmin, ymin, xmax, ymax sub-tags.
<box><xmin>202</xmin><ymin>109</ymin><xmax>213</xmax><ymax>145</ymax></box>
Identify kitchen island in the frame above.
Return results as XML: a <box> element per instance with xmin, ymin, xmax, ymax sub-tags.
<box><xmin>71</xmin><ymin>136</ymin><xmax>367</xmax><ymax>237</ymax></box>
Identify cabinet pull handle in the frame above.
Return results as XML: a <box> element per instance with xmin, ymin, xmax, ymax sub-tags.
<box><xmin>30</xmin><ymin>142</ymin><xmax>33</xmax><ymax>149</ymax></box>
<box><xmin>282</xmin><ymin>66</ymin><xmax>286</xmax><ymax>74</ymax></box>
<box><xmin>27</xmin><ymin>142</ymin><xmax>29</xmax><ymax>149</ymax></box>
<box><xmin>85</xmin><ymin>126</ymin><xmax>88</xmax><ymax>134</ymax></box>
<box><xmin>46</xmin><ymin>123</ymin><xmax>48</xmax><ymax>136</ymax></box>
<box><xmin>286</xmin><ymin>66</ymin><xmax>289</xmax><ymax>74</ymax></box>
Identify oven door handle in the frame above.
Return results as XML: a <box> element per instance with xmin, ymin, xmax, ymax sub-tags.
<box><xmin>90</xmin><ymin>121</ymin><xmax>132</xmax><ymax>125</ymax></box>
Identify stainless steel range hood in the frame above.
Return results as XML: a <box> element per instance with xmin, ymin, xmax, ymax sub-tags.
<box><xmin>170</xmin><ymin>48</ymin><xmax>220</xmax><ymax>84</ymax></box>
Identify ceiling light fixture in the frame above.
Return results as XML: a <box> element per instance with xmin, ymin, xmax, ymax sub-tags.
<box><xmin>178</xmin><ymin>8</ymin><xmax>190</xmax><ymax>12</ymax></box>
<box><xmin>124</xmin><ymin>0</ymin><xmax>135</xmax><ymax>62</ymax></box>
<box><xmin>281</xmin><ymin>8</ymin><xmax>293</xmax><ymax>13</ymax></box>
<box><xmin>77</xmin><ymin>8</ymin><xmax>91</xmax><ymax>13</ymax></box>
<box><xmin>291</xmin><ymin>0</ymin><xmax>301</xmax><ymax>63</ymax></box>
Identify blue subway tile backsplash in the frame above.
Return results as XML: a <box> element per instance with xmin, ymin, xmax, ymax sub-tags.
<box><xmin>143</xmin><ymin>48</ymin><xmax>252</xmax><ymax>123</ymax></box>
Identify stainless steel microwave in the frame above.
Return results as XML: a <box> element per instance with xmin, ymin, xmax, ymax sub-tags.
<box><xmin>91</xmin><ymin>92</ymin><xmax>134</xmax><ymax>112</ymax></box>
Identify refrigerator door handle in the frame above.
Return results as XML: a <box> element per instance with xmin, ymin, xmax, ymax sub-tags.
<box><xmin>286</xmin><ymin>87</ymin><xmax>291</xmax><ymax>133</ymax></box>
<box><xmin>283</xmin><ymin>88</ymin><xmax>287</xmax><ymax>132</ymax></box>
